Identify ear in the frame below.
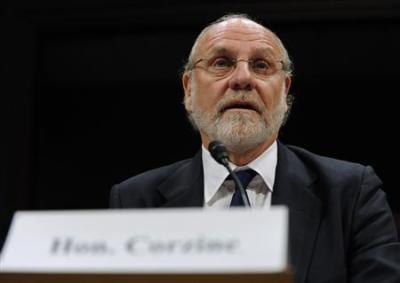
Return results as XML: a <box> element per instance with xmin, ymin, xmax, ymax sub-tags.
<box><xmin>182</xmin><ymin>71</ymin><xmax>193</xmax><ymax>112</ymax></box>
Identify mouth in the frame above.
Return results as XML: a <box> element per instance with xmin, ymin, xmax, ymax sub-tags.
<box><xmin>220</xmin><ymin>100</ymin><xmax>260</xmax><ymax>113</ymax></box>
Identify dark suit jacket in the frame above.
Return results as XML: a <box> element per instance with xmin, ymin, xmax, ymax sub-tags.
<box><xmin>110</xmin><ymin>142</ymin><xmax>400</xmax><ymax>283</ymax></box>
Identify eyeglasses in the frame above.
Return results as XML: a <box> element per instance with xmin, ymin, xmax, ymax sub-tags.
<box><xmin>189</xmin><ymin>57</ymin><xmax>286</xmax><ymax>79</ymax></box>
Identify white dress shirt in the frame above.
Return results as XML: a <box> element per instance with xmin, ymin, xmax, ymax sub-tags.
<box><xmin>202</xmin><ymin>141</ymin><xmax>278</xmax><ymax>209</ymax></box>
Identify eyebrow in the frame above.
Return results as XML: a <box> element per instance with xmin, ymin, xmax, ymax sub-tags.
<box><xmin>254</xmin><ymin>46</ymin><xmax>277</xmax><ymax>57</ymax></box>
<box><xmin>204</xmin><ymin>46</ymin><xmax>232</xmax><ymax>58</ymax></box>
<box><xmin>204</xmin><ymin>45</ymin><xmax>277</xmax><ymax>59</ymax></box>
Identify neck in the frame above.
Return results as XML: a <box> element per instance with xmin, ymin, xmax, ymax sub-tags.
<box><xmin>228</xmin><ymin>138</ymin><xmax>276</xmax><ymax>166</ymax></box>
<box><xmin>203</xmin><ymin>134</ymin><xmax>277</xmax><ymax>166</ymax></box>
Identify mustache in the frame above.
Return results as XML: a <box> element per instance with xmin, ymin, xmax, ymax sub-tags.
<box><xmin>216</xmin><ymin>92</ymin><xmax>264</xmax><ymax>114</ymax></box>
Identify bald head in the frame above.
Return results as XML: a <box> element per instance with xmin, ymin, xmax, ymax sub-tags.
<box><xmin>184</xmin><ymin>14</ymin><xmax>293</xmax><ymax>76</ymax></box>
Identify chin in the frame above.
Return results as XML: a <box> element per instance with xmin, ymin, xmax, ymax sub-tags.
<box><xmin>190</xmin><ymin>107</ymin><xmax>279</xmax><ymax>153</ymax></box>
<box><xmin>214</xmin><ymin>121</ymin><xmax>272</xmax><ymax>154</ymax></box>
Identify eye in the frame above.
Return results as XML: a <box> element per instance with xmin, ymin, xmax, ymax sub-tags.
<box><xmin>252</xmin><ymin>59</ymin><xmax>271</xmax><ymax>70</ymax></box>
<box><xmin>210</xmin><ymin>57</ymin><xmax>232</xmax><ymax>69</ymax></box>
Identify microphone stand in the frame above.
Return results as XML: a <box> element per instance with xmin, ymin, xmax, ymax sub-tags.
<box><xmin>208</xmin><ymin>140</ymin><xmax>251</xmax><ymax>208</ymax></box>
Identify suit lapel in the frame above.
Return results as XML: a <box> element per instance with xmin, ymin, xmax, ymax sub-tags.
<box><xmin>272</xmin><ymin>142</ymin><xmax>322</xmax><ymax>283</ymax></box>
<box><xmin>158</xmin><ymin>151</ymin><xmax>204</xmax><ymax>207</ymax></box>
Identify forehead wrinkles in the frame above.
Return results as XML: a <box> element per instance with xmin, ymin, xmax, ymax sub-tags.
<box><xmin>197</xmin><ymin>25</ymin><xmax>282</xmax><ymax>58</ymax></box>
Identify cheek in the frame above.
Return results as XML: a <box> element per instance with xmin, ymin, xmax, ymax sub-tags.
<box><xmin>256</xmin><ymin>80</ymin><xmax>287</xmax><ymax>108</ymax></box>
<box><xmin>256</xmin><ymin>89</ymin><xmax>275</xmax><ymax>109</ymax></box>
<box><xmin>194</xmin><ymin>82</ymin><xmax>224</xmax><ymax>108</ymax></box>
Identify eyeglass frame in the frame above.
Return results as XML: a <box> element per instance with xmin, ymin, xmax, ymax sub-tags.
<box><xmin>186</xmin><ymin>56</ymin><xmax>290</xmax><ymax>79</ymax></box>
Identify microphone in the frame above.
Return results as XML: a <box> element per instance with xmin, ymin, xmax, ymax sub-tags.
<box><xmin>208</xmin><ymin>140</ymin><xmax>230</xmax><ymax>166</ymax></box>
<box><xmin>208</xmin><ymin>140</ymin><xmax>250</xmax><ymax>207</ymax></box>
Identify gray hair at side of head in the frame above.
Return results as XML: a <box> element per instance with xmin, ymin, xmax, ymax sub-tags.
<box><xmin>182</xmin><ymin>13</ymin><xmax>294</xmax><ymax>77</ymax></box>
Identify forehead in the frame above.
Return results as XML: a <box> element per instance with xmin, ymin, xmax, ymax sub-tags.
<box><xmin>196</xmin><ymin>19</ymin><xmax>282</xmax><ymax>57</ymax></box>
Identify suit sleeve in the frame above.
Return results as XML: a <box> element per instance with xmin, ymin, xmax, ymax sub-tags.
<box><xmin>109</xmin><ymin>185</ymin><xmax>122</xmax><ymax>208</ymax></box>
<box><xmin>349</xmin><ymin>166</ymin><xmax>400</xmax><ymax>282</ymax></box>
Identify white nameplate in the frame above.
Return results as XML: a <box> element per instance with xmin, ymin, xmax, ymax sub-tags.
<box><xmin>0</xmin><ymin>207</ymin><xmax>288</xmax><ymax>274</ymax></box>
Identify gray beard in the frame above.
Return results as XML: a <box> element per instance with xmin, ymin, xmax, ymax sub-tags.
<box><xmin>189</xmin><ymin>95</ymin><xmax>287</xmax><ymax>154</ymax></box>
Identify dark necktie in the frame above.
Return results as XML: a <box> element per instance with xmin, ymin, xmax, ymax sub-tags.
<box><xmin>229</xmin><ymin>169</ymin><xmax>257</xmax><ymax>207</ymax></box>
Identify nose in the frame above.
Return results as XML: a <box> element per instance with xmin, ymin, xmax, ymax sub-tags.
<box><xmin>228</xmin><ymin>60</ymin><xmax>255</xmax><ymax>91</ymax></box>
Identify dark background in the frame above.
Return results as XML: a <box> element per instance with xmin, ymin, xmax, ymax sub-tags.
<box><xmin>1</xmin><ymin>0</ymin><xmax>399</xmax><ymax>248</ymax></box>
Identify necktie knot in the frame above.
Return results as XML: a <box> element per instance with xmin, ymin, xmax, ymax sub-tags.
<box><xmin>229</xmin><ymin>169</ymin><xmax>257</xmax><ymax>207</ymax></box>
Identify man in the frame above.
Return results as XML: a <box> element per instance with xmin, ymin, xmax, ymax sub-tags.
<box><xmin>110</xmin><ymin>14</ymin><xmax>400</xmax><ymax>283</ymax></box>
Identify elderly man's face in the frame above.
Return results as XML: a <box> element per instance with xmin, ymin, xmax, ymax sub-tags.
<box><xmin>183</xmin><ymin>19</ymin><xmax>291</xmax><ymax>154</ymax></box>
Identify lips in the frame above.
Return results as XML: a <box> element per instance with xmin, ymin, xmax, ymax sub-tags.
<box><xmin>220</xmin><ymin>100</ymin><xmax>260</xmax><ymax>113</ymax></box>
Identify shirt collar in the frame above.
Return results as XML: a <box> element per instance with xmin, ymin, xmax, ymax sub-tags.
<box><xmin>202</xmin><ymin>141</ymin><xmax>278</xmax><ymax>204</ymax></box>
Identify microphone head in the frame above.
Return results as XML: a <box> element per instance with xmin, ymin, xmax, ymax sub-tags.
<box><xmin>208</xmin><ymin>140</ymin><xmax>230</xmax><ymax>166</ymax></box>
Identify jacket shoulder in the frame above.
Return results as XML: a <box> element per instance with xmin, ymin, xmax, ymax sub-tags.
<box><xmin>110</xmin><ymin>158</ymin><xmax>193</xmax><ymax>208</ymax></box>
<box><xmin>284</xmin><ymin>144</ymin><xmax>383</xmax><ymax>200</ymax></box>
<box><xmin>118</xmin><ymin>158</ymin><xmax>192</xmax><ymax>188</ymax></box>
<box><xmin>287</xmin><ymin>145</ymin><xmax>375</xmax><ymax>180</ymax></box>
